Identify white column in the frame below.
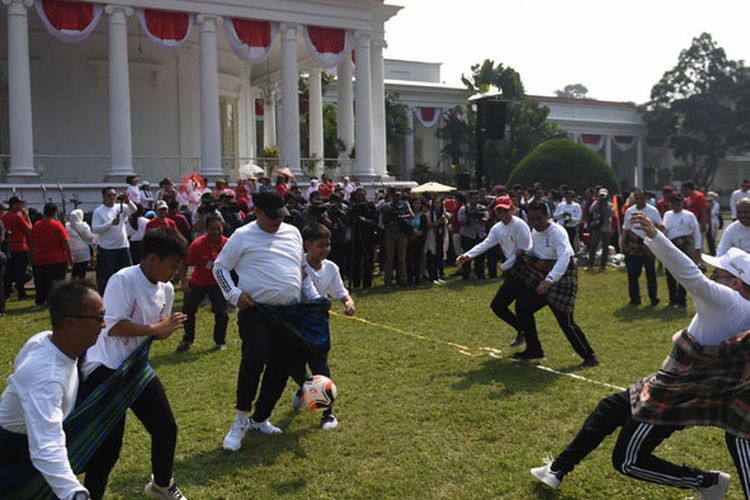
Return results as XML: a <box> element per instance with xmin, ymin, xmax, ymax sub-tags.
<box><xmin>280</xmin><ymin>23</ymin><xmax>301</xmax><ymax>177</ymax></box>
<box><xmin>105</xmin><ymin>5</ymin><xmax>134</xmax><ymax>180</ymax></box>
<box><xmin>636</xmin><ymin>137</ymin><xmax>644</xmax><ymax>189</ymax></box>
<box><xmin>404</xmin><ymin>108</ymin><xmax>415</xmax><ymax>180</ymax></box>
<box><xmin>308</xmin><ymin>66</ymin><xmax>324</xmax><ymax>177</ymax></box>
<box><xmin>370</xmin><ymin>38</ymin><xmax>387</xmax><ymax>178</ymax></box>
<box><xmin>197</xmin><ymin>14</ymin><xmax>223</xmax><ymax>178</ymax></box>
<box><xmin>604</xmin><ymin>134</ymin><xmax>612</xmax><ymax>166</ymax></box>
<box><xmin>238</xmin><ymin>63</ymin><xmax>256</xmax><ymax>162</ymax></box>
<box><xmin>336</xmin><ymin>56</ymin><xmax>354</xmax><ymax>157</ymax></box>
<box><xmin>262</xmin><ymin>88</ymin><xmax>277</xmax><ymax>150</ymax></box>
<box><xmin>354</xmin><ymin>31</ymin><xmax>374</xmax><ymax>177</ymax></box>
<box><xmin>3</xmin><ymin>0</ymin><xmax>36</xmax><ymax>179</ymax></box>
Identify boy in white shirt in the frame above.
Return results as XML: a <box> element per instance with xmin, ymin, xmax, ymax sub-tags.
<box><xmin>290</xmin><ymin>223</ymin><xmax>355</xmax><ymax>431</ymax></box>
<box><xmin>81</xmin><ymin>228</ymin><xmax>188</xmax><ymax>500</ymax></box>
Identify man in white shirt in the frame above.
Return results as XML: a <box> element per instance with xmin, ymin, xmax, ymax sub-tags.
<box><xmin>531</xmin><ymin>213</ymin><xmax>750</xmax><ymax>497</ymax></box>
<box><xmin>662</xmin><ymin>193</ymin><xmax>701</xmax><ymax>308</ymax></box>
<box><xmin>0</xmin><ymin>280</ymin><xmax>102</xmax><ymax>500</ymax></box>
<box><xmin>457</xmin><ymin>196</ymin><xmax>532</xmax><ymax>348</ymax></box>
<box><xmin>730</xmin><ymin>179</ymin><xmax>750</xmax><ymax>220</ymax></box>
<box><xmin>717</xmin><ymin>198</ymin><xmax>750</xmax><ymax>256</ymax></box>
<box><xmin>457</xmin><ymin>191</ymin><xmax>490</xmax><ymax>280</ymax></box>
<box><xmin>553</xmin><ymin>190</ymin><xmax>582</xmax><ymax>252</ymax></box>
<box><xmin>621</xmin><ymin>190</ymin><xmax>663</xmax><ymax>306</ymax></box>
<box><xmin>126</xmin><ymin>175</ymin><xmax>142</xmax><ymax>206</ymax></box>
<box><xmin>213</xmin><ymin>190</ymin><xmax>314</xmax><ymax>451</ymax></box>
<box><xmin>512</xmin><ymin>202</ymin><xmax>598</xmax><ymax>366</ymax></box>
<box><xmin>91</xmin><ymin>187</ymin><xmax>137</xmax><ymax>293</ymax></box>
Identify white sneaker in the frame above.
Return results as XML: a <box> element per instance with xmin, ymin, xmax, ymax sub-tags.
<box><xmin>530</xmin><ymin>462</ymin><xmax>563</xmax><ymax>490</ymax></box>
<box><xmin>222</xmin><ymin>415</ymin><xmax>249</xmax><ymax>451</ymax></box>
<box><xmin>321</xmin><ymin>414</ymin><xmax>338</xmax><ymax>431</ymax></box>
<box><xmin>695</xmin><ymin>471</ymin><xmax>730</xmax><ymax>500</ymax></box>
<box><xmin>248</xmin><ymin>418</ymin><xmax>283</xmax><ymax>434</ymax></box>
<box><xmin>292</xmin><ymin>388</ymin><xmax>304</xmax><ymax>411</ymax></box>
<box><xmin>144</xmin><ymin>475</ymin><xmax>187</xmax><ymax>499</ymax></box>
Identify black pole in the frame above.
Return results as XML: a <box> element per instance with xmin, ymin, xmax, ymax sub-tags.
<box><xmin>475</xmin><ymin>132</ymin><xmax>483</xmax><ymax>189</ymax></box>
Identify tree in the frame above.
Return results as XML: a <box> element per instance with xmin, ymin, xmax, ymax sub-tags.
<box><xmin>385</xmin><ymin>90</ymin><xmax>411</xmax><ymax>145</ymax></box>
<box><xmin>507</xmin><ymin>139</ymin><xmax>618</xmax><ymax>193</ymax></box>
<box><xmin>555</xmin><ymin>83</ymin><xmax>589</xmax><ymax>99</ymax></box>
<box><xmin>641</xmin><ymin>33</ymin><xmax>750</xmax><ymax>187</ymax></box>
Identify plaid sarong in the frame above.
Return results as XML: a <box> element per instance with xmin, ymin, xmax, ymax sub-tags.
<box><xmin>1</xmin><ymin>340</ymin><xmax>155</xmax><ymax>499</ymax></box>
<box><xmin>625</xmin><ymin>234</ymin><xmax>652</xmax><ymax>257</ymax></box>
<box><xmin>670</xmin><ymin>235</ymin><xmax>693</xmax><ymax>255</ymax></box>
<box><xmin>513</xmin><ymin>254</ymin><xmax>578</xmax><ymax>313</ymax></box>
<box><xmin>630</xmin><ymin>329</ymin><xmax>750</xmax><ymax>440</ymax></box>
<box><xmin>254</xmin><ymin>298</ymin><xmax>332</xmax><ymax>357</ymax></box>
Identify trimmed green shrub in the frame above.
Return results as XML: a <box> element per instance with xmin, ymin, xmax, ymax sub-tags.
<box><xmin>507</xmin><ymin>138</ymin><xmax>619</xmax><ymax>193</ymax></box>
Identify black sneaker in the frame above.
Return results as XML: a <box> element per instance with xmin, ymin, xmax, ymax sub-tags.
<box><xmin>176</xmin><ymin>341</ymin><xmax>191</xmax><ymax>352</ymax></box>
<box><xmin>513</xmin><ymin>349</ymin><xmax>544</xmax><ymax>360</ymax></box>
<box><xmin>650</xmin><ymin>298</ymin><xmax>660</xmax><ymax>307</ymax></box>
<box><xmin>581</xmin><ymin>356</ymin><xmax>599</xmax><ymax>367</ymax></box>
<box><xmin>509</xmin><ymin>332</ymin><xmax>525</xmax><ymax>348</ymax></box>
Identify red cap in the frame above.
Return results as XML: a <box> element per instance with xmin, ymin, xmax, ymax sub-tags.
<box><xmin>661</xmin><ymin>184</ymin><xmax>675</xmax><ymax>192</ymax></box>
<box><xmin>493</xmin><ymin>195</ymin><xmax>513</xmax><ymax>210</ymax></box>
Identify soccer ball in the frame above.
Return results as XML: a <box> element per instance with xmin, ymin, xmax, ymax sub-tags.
<box><xmin>302</xmin><ymin>375</ymin><xmax>337</xmax><ymax>412</ymax></box>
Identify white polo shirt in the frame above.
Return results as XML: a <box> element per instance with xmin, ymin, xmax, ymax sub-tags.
<box><xmin>530</xmin><ymin>221</ymin><xmax>574</xmax><ymax>283</ymax></box>
<box><xmin>91</xmin><ymin>201</ymin><xmax>136</xmax><ymax>250</ymax></box>
<box><xmin>663</xmin><ymin>209</ymin><xmax>702</xmax><ymax>249</ymax></box>
<box><xmin>623</xmin><ymin>204</ymin><xmax>662</xmax><ymax>240</ymax></box>
<box><xmin>304</xmin><ymin>259</ymin><xmax>348</xmax><ymax>300</ymax></box>
<box><xmin>717</xmin><ymin>221</ymin><xmax>750</xmax><ymax>256</ymax></box>
<box><xmin>465</xmin><ymin>216</ymin><xmax>532</xmax><ymax>272</ymax></box>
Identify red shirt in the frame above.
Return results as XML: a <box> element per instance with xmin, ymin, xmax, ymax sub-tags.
<box><xmin>276</xmin><ymin>183</ymin><xmax>289</xmax><ymax>197</ymax></box>
<box><xmin>1</xmin><ymin>211</ymin><xmax>31</xmax><ymax>253</ymax></box>
<box><xmin>685</xmin><ymin>190</ymin><xmax>709</xmax><ymax>225</ymax></box>
<box><xmin>185</xmin><ymin>234</ymin><xmax>227</xmax><ymax>287</ymax></box>
<box><xmin>30</xmin><ymin>218</ymin><xmax>69</xmax><ymax>265</ymax></box>
<box><xmin>146</xmin><ymin>217</ymin><xmax>177</xmax><ymax>232</ymax></box>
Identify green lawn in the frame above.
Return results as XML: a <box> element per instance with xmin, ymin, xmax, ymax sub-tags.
<box><xmin>0</xmin><ymin>267</ymin><xmax>742</xmax><ymax>499</ymax></box>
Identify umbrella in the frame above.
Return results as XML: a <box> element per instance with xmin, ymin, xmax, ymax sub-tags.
<box><xmin>274</xmin><ymin>166</ymin><xmax>297</xmax><ymax>182</ymax></box>
<box><xmin>411</xmin><ymin>182</ymin><xmax>457</xmax><ymax>194</ymax></box>
<box><xmin>238</xmin><ymin>162</ymin><xmax>265</xmax><ymax>180</ymax></box>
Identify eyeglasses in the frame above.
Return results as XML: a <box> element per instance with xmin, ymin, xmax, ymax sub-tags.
<box><xmin>67</xmin><ymin>312</ymin><xmax>106</xmax><ymax>322</ymax></box>
<box><xmin>710</xmin><ymin>271</ymin><xmax>733</xmax><ymax>281</ymax></box>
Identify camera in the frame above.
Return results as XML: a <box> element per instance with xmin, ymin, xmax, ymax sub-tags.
<box><xmin>198</xmin><ymin>201</ymin><xmax>218</xmax><ymax>215</ymax></box>
<box><xmin>116</xmin><ymin>193</ymin><xmax>128</xmax><ymax>203</ymax></box>
<box><xmin>468</xmin><ymin>204</ymin><xmax>487</xmax><ymax>220</ymax></box>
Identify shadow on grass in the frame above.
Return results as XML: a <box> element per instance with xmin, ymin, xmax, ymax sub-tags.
<box><xmin>149</xmin><ymin>346</ymin><xmax>226</xmax><ymax>368</ymax></box>
<box><xmin>612</xmin><ymin>303</ymin><xmax>688</xmax><ymax>322</ymax></box>
<box><xmin>442</xmin><ymin>357</ymin><xmax>557</xmax><ymax>399</ymax></box>
<box><xmin>4</xmin><ymin>302</ymin><xmax>45</xmax><ymax>316</ymax></box>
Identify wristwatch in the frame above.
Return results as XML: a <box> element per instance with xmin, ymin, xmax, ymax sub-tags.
<box><xmin>72</xmin><ymin>491</ymin><xmax>89</xmax><ymax>500</ymax></box>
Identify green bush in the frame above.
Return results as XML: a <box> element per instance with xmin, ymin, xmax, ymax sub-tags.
<box><xmin>507</xmin><ymin>138</ymin><xmax>619</xmax><ymax>193</ymax></box>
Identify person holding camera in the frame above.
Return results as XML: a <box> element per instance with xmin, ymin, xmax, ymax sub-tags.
<box><xmin>192</xmin><ymin>193</ymin><xmax>224</xmax><ymax>239</ymax></box>
<box><xmin>457</xmin><ymin>191</ymin><xmax>489</xmax><ymax>280</ymax></box>
<box><xmin>348</xmin><ymin>188</ymin><xmax>377</xmax><ymax>288</ymax></box>
<box><xmin>92</xmin><ymin>188</ymin><xmax>137</xmax><ymax>294</ymax></box>
<box><xmin>302</xmin><ymin>191</ymin><xmax>334</xmax><ymax>231</ymax></box>
<box><xmin>553</xmin><ymin>190</ymin><xmax>583</xmax><ymax>252</ymax></box>
<box><xmin>381</xmin><ymin>188</ymin><xmax>413</xmax><ymax>287</ymax></box>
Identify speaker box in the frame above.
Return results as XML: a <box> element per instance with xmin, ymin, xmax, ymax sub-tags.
<box><xmin>476</xmin><ymin>100</ymin><xmax>507</xmax><ymax>140</ymax></box>
<box><xmin>456</xmin><ymin>172</ymin><xmax>471</xmax><ymax>191</ymax></box>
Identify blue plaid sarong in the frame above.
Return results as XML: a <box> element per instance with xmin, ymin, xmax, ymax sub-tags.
<box><xmin>254</xmin><ymin>298</ymin><xmax>332</xmax><ymax>357</ymax></box>
<box><xmin>0</xmin><ymin>339</ymin><xmax>155</xmax><ymax>500</ymax></box>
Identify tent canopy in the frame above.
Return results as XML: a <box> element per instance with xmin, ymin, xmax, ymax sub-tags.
<box><xmin>411</xmin><ymin>182</ymin><xmax>456</xmax><ymax>193</ymax></box>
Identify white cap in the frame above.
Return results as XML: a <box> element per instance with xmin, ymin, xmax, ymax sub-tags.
<box><xmin>702</xmin><ymin>247</ymin><xmax>750</xmax><ymax>286</ymax></box>
<box><xmin>155</xmin><ymin>200</ymin><xmax>168</xmax><ymax>210</ymax></box>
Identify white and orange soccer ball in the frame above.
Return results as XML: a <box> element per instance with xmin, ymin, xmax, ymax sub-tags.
<box><xmin>302</xmin><ymin>375</ymin><xmax>337</xmax><ymax>412</ymax></box>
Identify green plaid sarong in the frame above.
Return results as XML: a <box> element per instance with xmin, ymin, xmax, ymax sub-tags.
<box><xmin>1</xmin><ymin>339</ymin><xmax>155</xmax><ymax>500</ymax></box>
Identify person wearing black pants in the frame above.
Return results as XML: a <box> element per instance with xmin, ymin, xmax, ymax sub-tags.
<box><xmin>4</xmin><ymin>251</ymin><xmax>28</xmax><ymax>300</ymax></box>
<box><xmin>82</xmin><ymin>368</ymin><xmax>178</xmax><ymax>500</ymax></box>
<box><xmin>348</xmin><ymin>189</ymin><xmax>376</xmax><ymax>289</ymax></box>
<box><xmin>457</xmin><ymin>191</ymin><xmax>489</xmax><ymax>280</ymax></box>
<box><xmin>32</xmin><ymin>263</ymin><xmax>67</xmax><ymax>306</ymax></box>
<box><xmin>457</xmin><ymin>196</ymin><xmax>532</xmax><ymax>347</ymax></box>
<box><xmin>624</xmin><ymin>253</ymin><xmax>658</xmax><ymax>305</ymax></box>
<box><xmin>179</xmin><ymin>284</ymin><xmax>228</xmax><ymax>349</ymax></box>
<box><xmin>621</xmin><ymin>191</ymin><xmax>663</xmax><ymax>306</ymax></box>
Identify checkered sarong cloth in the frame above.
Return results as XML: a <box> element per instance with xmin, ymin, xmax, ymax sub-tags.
<box><xmin>625</xmin><ymin>234</ymin><xmax>652</xmax><ymax>257</ymax></box>
<box><xmin>670</xmin><ymin>235</ymin><xmax>693</xmax><ymax>255</ymax></box>
<box><xmin>513</xmin><ymin>254</ymin><xmax>578</xmax><ymax>313</ymax></box>
<box><xmin>629</xmin><ymin>329</ymin><xmax>750</xmax><ymax>440</ymax></box>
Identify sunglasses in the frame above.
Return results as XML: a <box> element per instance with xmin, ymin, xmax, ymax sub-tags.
<box><xmin>67</xmin><ymin>312</ymin><xmax>106</xmax><ymax>322</ymax></box>
<box><xmin>710</xmin><ymin>271</ymin><xmax>733</xmax><ymax>281</ymax></box>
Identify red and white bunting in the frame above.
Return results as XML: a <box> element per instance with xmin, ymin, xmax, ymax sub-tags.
<box><xmin>136</xmin><ymin>9</ymin><xmax>193</xmax><ymax>49</ymax></box>
<box><xmin>612</xmin><ymin>135</ymin><xmax>635</xmax><ymax>152</ymax></box>
<box><xmin>303</xmin><ymin>26</ymin><xmax>351</xmax><ymax>68</ymax></box>
<box><xmin>415</xmin><ymin>107</ymin><xmax>442</xmax><ymax>128</ymax></box>
<box><xmin>646</xmin><ymin>137</ymin><xmax>666</xmax><ymax>149</ymax></box>
<box><xmin>224</xmin><ymin>18</ymin><xmax>277</xmax><ymax>63</ymax></box>
<box><xmin>580</xmin><ymin>134</ymin><xmax>605</xmax><ymax>151</ymax></box>
<box><xmin>35</xmin><ymin>0</ymin><xmax>103</xmax><ymax>44</ymax></box>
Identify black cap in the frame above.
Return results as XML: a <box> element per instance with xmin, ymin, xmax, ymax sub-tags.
<box><xmin>252</xmin><ymin>191</ymin><xmax>290</xmax><ymax>219</ymax></box>
<box><xmin>670</xmin><ymin>193</ymin><xmax>684</xmax><ymax>202</ymax></box>
<box><xmin>7</xmin><ymin>196</ymin><xmax>23</xmax><ymax>206</ymax></box>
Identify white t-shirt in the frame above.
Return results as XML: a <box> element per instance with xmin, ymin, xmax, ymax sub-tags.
<box><xmin>623</xmin><ymin>204</ymin><xmax>662</xmax><ymax>240</ymax></box>
<box><xmin>530</xmin><ymin>221</ymin><xmax>574</xmax><ymax>283</ymax></box>
<box><xmin>82</xmin><ymin>265</ymin><xmax>174</xmax><ymax>378</ymax></box>
<box><xmin>465</xmin><ymin>216</ymin><xmax>532</xmax><ymax>272</ymax></box>
<box><xmin>304</xmin><ymin>259</ymin><xmax>348</xmax><ymax>300</ymax></box>
<box><xmin>646</xmin><ymin>231</ymin><xmax>750</xmax><ymax>345</ymax></box>
<box><xmin>0</xmin><ymin>332</ymin><xmax>84</xmax><ymax>499</ymax></box>
<box><xmin>91</xmin><ymin>202</ymin><xmax>136</xmax><ymax>250</ymax></box>
<box><xmin>127</xmin><ymin>185</ymin><xmax>142</xmax><ymax>205</ymax></box>
<box><xmin>553</xmin><ymin>201</ymin><xmax>582</xmax><ymax>228</ymax></box>
<box><xmin>730</xmin><ymin>188</ymin><xmax>750</xmax><ymax>219</ymax></box>
<box><xmin>126</xmin><ymin>217</ymin><xmax>149</xmax><ymax>243</ymax></box>
<box><xmin>663</xmin><ymin>210</ymin><xmax>701</xmax><ymax>249</ymax></box>
<box><xmin>213</xmin><ymin>221</ymin><xmax>305</xmax><ymax>306</ymax></box>
<box><xmin>717</xmin><ymin>221</ymin><xmax>750</xmax><ymax>256</ymax></box>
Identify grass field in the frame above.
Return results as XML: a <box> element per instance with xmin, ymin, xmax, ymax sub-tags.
<box><xmin>0</xmin><ymin>266</ymin><xmax>743</xmax><ymax>499</ymax></box>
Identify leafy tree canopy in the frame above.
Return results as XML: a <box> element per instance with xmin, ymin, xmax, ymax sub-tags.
<box><xmin>555</xmin><ymin>83</ymin><xmax>589</xmax><ymax>99</ymax></box>
<box><xmin>641</xmin><ymin>33</ymin><xmax>750</xmax><ymax>187</ymax></box>
<box><xmin>508</xmin><ymin>139</ymin><xmax>619</xmax><ymax>194</ymax></box>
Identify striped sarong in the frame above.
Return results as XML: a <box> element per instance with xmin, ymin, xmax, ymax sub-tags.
<box><xmin>254</xmin><ymin>298</ymin><xmax>332</xmax><ymax>357</ymax></box>
<box><xmin>0</xmin><ymin>340</ymin><xmax>155</xmax><ymax>500</ymax></box>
